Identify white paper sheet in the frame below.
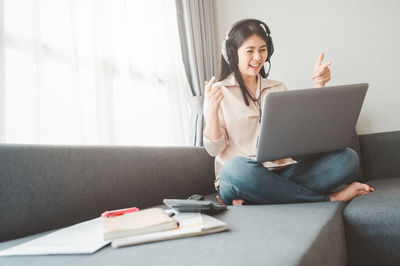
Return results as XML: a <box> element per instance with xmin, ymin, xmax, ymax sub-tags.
<box><xmin>0</xmin><ymin>217</ymin><xmax>110</xmax><ymax>256</ymax></box>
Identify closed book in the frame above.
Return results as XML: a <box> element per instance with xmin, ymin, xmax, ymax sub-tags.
<box><xmin>111</xmin><ymin>213</ymin><xmax>229</xmax><ymax>248</ymax></box>
<box><xmin>103</xmin><ymin>208</ymin><xmax>178</xmax><ymax>241</ymax></box>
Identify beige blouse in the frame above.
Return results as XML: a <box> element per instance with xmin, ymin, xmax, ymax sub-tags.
<box><xmin>203</xmin><ymin>73</ymin><xmax>297</xmax><ymax>189</ymax></box>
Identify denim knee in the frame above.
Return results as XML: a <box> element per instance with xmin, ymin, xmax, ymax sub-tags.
<box><xmin>219</xmin><ymin>157</ymin><xmax>251</xmax><ymax>204</ymax></box>
<box><xmin>340</xmin><ymin>147</ymin><xmax>360</xmax><ymax>178</ymax></box>
<box><xmin>219</xmin><ymin>157</ymin><xmax>250</xmax><ymax>184</ymax></box>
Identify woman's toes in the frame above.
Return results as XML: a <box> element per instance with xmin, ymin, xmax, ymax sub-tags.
<box><xmin>356</xmin><ymin>183</ymin><xmax>372</xmax><ymax>193</ymax></box>
<box><xmin>232</xmin><ymin>199</ymin><xmax>244</xmax><ymax>206</ymax></box>
<box><xmin>355</xmin><ymin>183</ymin><xmax>374</xmax><ymax>195</ymax></box>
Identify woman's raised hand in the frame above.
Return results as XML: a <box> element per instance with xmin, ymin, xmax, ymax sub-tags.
<box><xmin>312</xmin><ymin>53</ymin><xmax>332</xmax><ymax>87</ymax></box>
<box><xmin>205</xmin><ymin>77</ymin><xmax>224</xmax><ymax>113</ymax></box>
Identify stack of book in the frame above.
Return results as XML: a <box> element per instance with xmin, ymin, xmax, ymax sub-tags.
<box><xmin>102</xmin><ymin>207</ymin><xmax>229</xmax><ymax>248</ymax></box>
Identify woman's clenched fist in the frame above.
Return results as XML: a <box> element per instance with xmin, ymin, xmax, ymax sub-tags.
<box><xmin>204</xmin><ymin>76</ymin><xmax>224</xmax><ymax>113</ymax></box>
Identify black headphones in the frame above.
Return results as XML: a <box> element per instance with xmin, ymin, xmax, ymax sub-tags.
<box><xmin>221</xmin><ymin>19</ymin><xmax>274</xmax><ymax>75</ymax></box>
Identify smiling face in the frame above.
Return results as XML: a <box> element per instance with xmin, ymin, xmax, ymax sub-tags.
<box><xmin>237</xmin><ymin>34</ymin><xmax>268</xmax><ymax>79</ymax></box>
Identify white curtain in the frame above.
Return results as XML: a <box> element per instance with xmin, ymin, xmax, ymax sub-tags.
<box><xmin>1</xmin><ymin>0</ymin><xmax>190</xmax><ymax>146</ymax></box>
<box><xmin>175</xmin><ymin>0</ymin><xmax>217</xmax><ymax>146</ymax></box>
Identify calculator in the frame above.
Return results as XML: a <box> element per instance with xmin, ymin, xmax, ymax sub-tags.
<box><xmin>163</xmin><ymin>199</ymin><xmax>227</xmax><ymax>214</ymax></box>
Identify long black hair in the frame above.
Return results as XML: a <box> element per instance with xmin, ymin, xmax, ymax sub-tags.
<box><xmin>218</xmin><ymin>20</ymin><xmax>273</xmax><ymax>106</ymax></box>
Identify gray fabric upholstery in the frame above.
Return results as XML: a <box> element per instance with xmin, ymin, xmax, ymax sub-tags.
<box><xmin>343</xmin><ymin>178</ymin><xmax>400</xmax><ymax>266</ymax></box>
<box><xmin>299</xmin><ymin>202</ymin><xmax>347</xmax><ymax>266</ymax></box>
<box><xmin>0</xmin><ymin>144</ymin><xmax>215</xmax><ymax>241</ymax></box>
<box><xmin>1</xmin><ymin>130</ymin><xmax>399</xmax><ymax>265</ymax></box>
<box><xmin>359</xmin><ymin>131</ymin><xmax>400</xmax><ymax>180</ymax></box>
<box><xmin>0</xmin><ymin>201</ymin><xmax>345</xmax><ymax>266</ymax></box>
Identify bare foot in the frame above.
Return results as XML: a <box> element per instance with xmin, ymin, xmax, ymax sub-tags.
<box><xmin>232</xmin><ymin>199</ymin><xmax>244</xmax><ymax>206</ymax></box>
<box><xmin>216</xmin><ymin>196</ymin><xmax>244</xmax><ymax>206</ymax></box>
<box><xmin>329</xmin><ymin>182</ymin><xmax>375</xmax><ymax>202</ymax></box>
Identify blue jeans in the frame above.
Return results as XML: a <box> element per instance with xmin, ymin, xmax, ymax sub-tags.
<box><xmin>218</xmin><ymin>148</ymin><xmax>359</xmax><ymax>205</ymax></box>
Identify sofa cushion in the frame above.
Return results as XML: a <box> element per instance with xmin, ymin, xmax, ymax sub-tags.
<box><xmin>343</xmin><ymin>177</ymin><xmax>400</xmax><ymax>266</ymax></box>
<box><xmin>0</xmin><ymin>201</ymin><xmax>346</xmax><ymax>266</ymax></box>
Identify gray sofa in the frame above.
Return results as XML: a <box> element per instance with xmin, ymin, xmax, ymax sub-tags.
<box><xmin>0</xmin><ymin>131</ymin><xmax>399</xmax><ymax>266</ymax></box>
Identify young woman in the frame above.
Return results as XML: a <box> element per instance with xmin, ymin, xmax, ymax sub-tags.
<box><xmin>203</xmin><ymin>19</ymin><xmax>374</xmax><ymax>206</ymax></box>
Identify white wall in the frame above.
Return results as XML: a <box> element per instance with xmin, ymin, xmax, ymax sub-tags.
<box><xmin>0</xmin><ymin>0</ymin><xmax>5</xmax><ymax>141</ymax></box>
<box><xmin>213</xmin><ymin>0</ymin><xmax>400</xmax><ymax>134</ymax></box>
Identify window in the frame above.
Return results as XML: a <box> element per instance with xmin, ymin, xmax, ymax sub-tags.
<box><xmin>2</xmin><ymin>0</ymin><xmax>189</xmax><ymax>145</ymax></box>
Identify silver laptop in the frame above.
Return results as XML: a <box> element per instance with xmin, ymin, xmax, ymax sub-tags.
<box><xmin>256</xmin><ymin>83</ymin><xmax>368</xmax><ymax>162</ymax></box>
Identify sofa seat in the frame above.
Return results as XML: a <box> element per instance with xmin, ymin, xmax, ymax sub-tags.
<box><xmin>0</xmin><ymin>201</ymin><xmax>346</xmax><ymax>266</ymax></box>
<box><xmin>343</xmin><ymin>177</ymin><xmax>400</xmax><ymax>266</ymax></box>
